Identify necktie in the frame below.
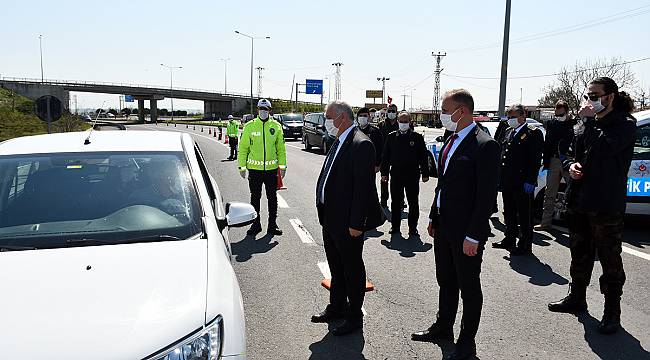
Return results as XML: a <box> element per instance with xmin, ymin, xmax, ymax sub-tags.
<box><xmin>509</xmin><ymin>129</ymin><xmax>516</xmax><ymax>141</ymax></box>
<box><xmin>316</xmin><ymin>139</ymin><xmax>341</xmax><ymax>204</ymax></box>
<box><xmin>440</xmin><ymin>134</ymin><xmax>458</xmax><ymax>174</ymax></box>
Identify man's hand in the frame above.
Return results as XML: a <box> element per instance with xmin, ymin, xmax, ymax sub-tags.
<box><xmin>578</xmin><ymin>105</ymin><xmax>596</xmax><ymax>119</ymax></box>
<box><xmin>381</xmin><ymin>176</ymin><xmax>388</xmax><ymax>183</ymax></box>
<box><xmin>569</xmin><ymin>162</ymin><xmax>583</xmax><ymax>180</ymax></box>
<box><xmin>463</xmin><ymin>239</ymin><xmax>479</xmax><ymax>257</ymax></box>
<box><xmin>427</xmin><ymin>221</ymin><xmax>435</xmax><ymax>237</ymax></box>
<box><xmin>239</xmin><ymin>170</ymin><xmax>247</xmax><ymax>179</ymax></box>
<box><xmin>374</xmin><ymin>166</ymin><xmax>380</xmax><ymax>173</ymax></box>
<box><xmin>349</xmin><ymin>228</ymin><xmax>363</xmax><ymax>237</ymax></box>
<box><xmin>422</xmin><ymin>176</ymin><xmax>429</xmax><ymax>183</ymax></box>
<box><xmin>280</xmin><ymin>169</ymin><xmax>286</xmax><ymax>179</ymax></box>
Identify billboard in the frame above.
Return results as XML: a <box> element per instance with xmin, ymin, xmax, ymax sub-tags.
<box><xmin>365</xmin><ymin>90</ymin><xmax>383</xmax><ymax>99</ymax></box>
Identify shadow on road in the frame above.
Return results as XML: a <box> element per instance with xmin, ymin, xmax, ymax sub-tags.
<box><xmin>230</xmin><ymin>234</ymin><xmax>279</xmax><ymax>262</ymax></box>
<box><xmin>309</xmin><ymin>330</ymin><xmax>366</xmax><ymax>360</ymax></box>
<box><xmin>380</xmin><ymin>233</ymin><xmax>432</xmax><ymax>258</ymax></box>
<box><xmin>506</xmin><ymin>253</ymin><xmax>568</xmax><ymax>286</ymax></box>
<box><xmin>577</xmin><ymin>312</ymin><xmax>650</xmax><ymax>359</ymax></box>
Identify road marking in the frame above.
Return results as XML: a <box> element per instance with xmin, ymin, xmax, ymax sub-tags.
<box><xmin>289</xmin><ymin>218</ymin><xmax>314</xmax><ymax>244</ymax></box>
<box><xmin>277</xmin><ymin>194</ymin><xmax>289</xmax><ymax>208</ymax></box>
<box><xmin>622</xmin><ymin>245</ymin><xmax>650</xmax><ymax>261</ymax></box>
<box><xmin>286</xmin><ymin>144</ymin><xmax>303</xmax><ymax>150</ymax></box>
<box><xmin>316</xmin><ymin>261</ymin><xmax>367</xmax><ymax>316</ymax></box>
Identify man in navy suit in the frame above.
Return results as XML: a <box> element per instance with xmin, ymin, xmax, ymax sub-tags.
<box><xmin>411</xmin><ymin>89</ymin><xmax>500</xmax><ymax>360</ymax></box>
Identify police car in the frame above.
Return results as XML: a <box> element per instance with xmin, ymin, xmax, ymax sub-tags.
<box><xmin>0</xmin><ymin>130</ymin><xmax>252</xmax><ymax>359</ymax></box>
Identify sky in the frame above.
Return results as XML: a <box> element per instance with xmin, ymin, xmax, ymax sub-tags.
<box><xmin>1</xmin><ymin>0</ymin><xmax>649</xmax><ymax>113</ymax></box>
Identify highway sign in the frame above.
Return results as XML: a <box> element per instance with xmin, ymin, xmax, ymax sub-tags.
<box><xmin>305</xmin><ymin>79</ymin><xmax>323</xmax><ymax>95</ymax></box>
<box><xmin>36</xmin><ymin>95</ymin><xmax>63</xmax><ymax>134</ymax></box>
<box><xmin>366</xmin><ymin>90</ymin><xmax>383</xmax><ymax>99</ymax></box>
<box><xmin>124</xmin><ymin>95</ymin><xmax>134</xmax><ymax>102</ymax></box>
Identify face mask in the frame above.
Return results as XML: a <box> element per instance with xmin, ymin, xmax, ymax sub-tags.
<box><xmin>387</xmin><ymin>112</ymin><xmax>397</xmax><ymax>120</ymax></box>
<box><xmin>357</xmin><ymin>116</ymin><xmax>369</xmax><ymax>127</ymax></box>
<box><xmin>440</xmin><ymin>108</ymin><xmax>461</xmax><ymax>132</ymax></box>
<box><xmin>325</xmin><ymin>118</ymin><xmax>339</xmax><ymax>137</ymax></box>
<box><xmin>589</xmin><ymin>99</ymin><xmax>606</xmax><ymax>113</ymax></box>
<box><xmin>398</xmin><ymin>122</ymin><xmax>410</xmax><ymax>132</ymax></box>
<box><xmin>259</xmin><ymin>110</ymin><xmax>269</xmax><ymax>120</ymax></box>
<box><xmin>555</xmin><ymin>115</ymin><xmax>566</xmax><ymax>121</ymax></box>
<box><xmin>507</xmin><ymin>117</ymin><xmax>520</xmax><ymax>128</ymax></box>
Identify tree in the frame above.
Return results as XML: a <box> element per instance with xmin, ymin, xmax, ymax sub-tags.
<box><xmin>95</xmin><ymin>108</ymin><xmax>103</xmax><ymax>114</ymax></box>
<box><xmin>52</xmin><ymin>112</ymin><xmax>85</xmax><ymax>133</ymax></box>
<box><xmin>107</xmin><ymin>108</ymin><xmax>118</xmax><ymax>116</ymax></box>
<box><xmin>121</xmin><ymin>108</ymin><xmax>131</xmax><ymax>115</ymax></box>
<box><xmin>159</xmin><ymin>108</ymin><xmax>169</xmax><ymax>116</ymax></box>
<box><xmin>538</xmin><ymin>57</ymin><xmax>638</xmax><ymax>115</ymax></box>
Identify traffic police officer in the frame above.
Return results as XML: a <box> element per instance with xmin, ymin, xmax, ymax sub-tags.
<box><xmin>378</xmin><ymin>104</ymin><xmax>399</xmax><ymax>208</ymax></box>
<box><xmin>493</xmin><ymin>104</ymin><xmax>543</xmax><ymax>255</ymax></box>
<box><xmin>226</xmin><ymin>115</ymin><xmax>240</xmax><ymax>160</ymax></box>
<box><xmin>357</xmin><ymin>107</ymin><xmax>383</xmax><ymax>172</ymax></box>
<box><xmin>381</xmin><ymin>111</ymin><xmax>429</xmax><ymax>237</ymax></box>
<box><xmin>238</xmin><ymin>99</ymin><xmax>287</xmax><ymax>236</ymax></box>
<box><xmin>548</xmin><ymin>77</ymin><xmax>636</xmax><ymax>335</ymax></box>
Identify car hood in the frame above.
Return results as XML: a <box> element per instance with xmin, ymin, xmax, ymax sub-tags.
<box><xmin>0</xmin><ymin>238</ymin><xmax>207</xmax><ymax>360</ymax></box>
<box><xmin>284</xmin><ymin>122</ymin><xmax>303</xmax><ymax>127</ymax></box>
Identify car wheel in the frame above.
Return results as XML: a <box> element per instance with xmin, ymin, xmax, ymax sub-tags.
<box><xmin>304</xmin><ymin>135</ymin><xmax>312</xmax><ymax>150</ymax></box>
<box><xmin>322</xmin><ymin>139</ymin><xmax>329</xmax><ymax>155</ymax></box>
<box><xmin>642</xmin><ymin>135</ymin><xmax>649</xmax><ymax>147</ymax></box>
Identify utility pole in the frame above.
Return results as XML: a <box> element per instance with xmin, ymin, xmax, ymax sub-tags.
<box><xmin>377</xmin><ymin>77</ymin><xmax>390</xmax><ymax>105</ymax></box>
<box><xmin>432</xmin><ymin>52</ymin><xmax>446</xmax><ymax>124</ymax></box>
<box><xmin>256</xmin><ymin>66</ymin><xmax>265</xmax><ymax>97</ymax></box>
<box><xmin>332</xmin><ymin>62</ymin><xmax>343</xmax><ymax>100</ymax></box>
<box><xmin>497</xmin><ymin>0</ymin><xmax>512</xmax><ymax>117</ymax></box>
<box><xmin>161</xmin><ymin>64</ymin><xmax>182</xmax><ymax>122</ymax></box>
<box><xmin>219</xmin><ymin>58</ymin><xmax>230</xmax><ymax>93</ymax></box>
<box><xmin>38</xmin><ymin>34</ymin><xmax>44</xmax><ymax>82</ymax></box>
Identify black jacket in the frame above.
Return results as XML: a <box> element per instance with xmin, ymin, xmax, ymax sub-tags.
<box><xmin>359</xmin><ymin>124</ymin><xmax>384</xmax><ymax>167</ymax></box>
<box><xmin>430</xmin><ymin>126</ymin><xmax>500</xmax><ymax>243</ymax></box>
<box><xmin>378</xmin><ymin>119</ymin><xmax>398</xmax><ymax>141</ymax></box>
<box><xmin>499</xmin><ymin>124</ymin><xmax>544</xmax><ymax>188</ymax></box>
<box><xmin>316</xmin><ymin>127</ymin><xmax>385</xmax><ymax>233</ymax></box>
<box><xmin>564</xmin><ymin>110</ymin><xmax>636</xmax><ymax>213</ymax></box>
<box><xmin>380</xmin><ymin>130</ymin><xmax>429</xmax><ymax>177</ymax></box>
<box><xmin>542</xmin><ymin>118</ymin><xmax>575</xmax><ymax>168</ymax></box>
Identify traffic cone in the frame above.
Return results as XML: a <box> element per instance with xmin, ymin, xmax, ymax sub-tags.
<box><xmin>209</xmin><ymin>128</ymin><xmax>212</xmax><ymax>134</ymax></box>
<box><xmin>277</xmin><ymin>168</ymin><xmax>287</xmax><ymax>190</ymax></box>
<box><xmin>320</xmin><ymin>279</ymin><xmax>375</xmax><ymax>292</ymax></box>
<box><xmin>213</xmin><ymin>130</ymin><xmax>217</xmax><ymax>137</ymax></box>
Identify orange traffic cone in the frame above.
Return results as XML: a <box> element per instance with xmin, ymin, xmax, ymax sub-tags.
<box><xmin>277</xmin><ymin>168</ymin><xmax>287</xmax><ymax>190</ymax></box>
<box><xmin>320</xmin><ymin>279</ymin><xmax>375</xmax><ymax>292</ymax></box>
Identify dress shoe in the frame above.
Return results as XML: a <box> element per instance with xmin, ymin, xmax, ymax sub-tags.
<box><xmin>389</xmin><ymin>227</ymin><xmax>401</xmax><ymax>235</ymax></box>
<box><xmin>534</xmin><ymin>224</ymin><xmax>552</xmax><ymax>231</ymax></box>
<box><xmin>492</xmin><ymin>238</ymin><xmax>515</xmax><ymax>250</ymax></box>
<box><xmin>411</xmin><ymin>324</ymin><xmax>453</xmax><ymax>343</ymax></box>
<box><xmin>332</xmin><ymin>317</ymin><xmax>363</xmax><ymax>336</ymax></box>
<box><xmin>548</xmin><ymin>284</ymin><xmax>587</xmax><ymax>314</ymax></box>
<box><xmin>267</xmin><ymin>224</ymin><xmax>283</xmax><ymax>236</ymax></box>
<box><xmin>311</xmin><ymin>309</ymin><xmax>345</xmax><ymax>323</ymax></box>
<box><xmin>444</xmin><ymin>341</ymin><xmax>477</xmax><ymax>360</ymax></box>
<box><xmin>246</xmin><ymin>223</ymin><xmax>262</xmax><ymax>236</ymax></box>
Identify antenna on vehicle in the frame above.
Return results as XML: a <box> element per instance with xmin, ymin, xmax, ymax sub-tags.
<box><xmin>84</xmin><ymin>100</ymin><xmax>107</xmax><ymax>145</ymax></box>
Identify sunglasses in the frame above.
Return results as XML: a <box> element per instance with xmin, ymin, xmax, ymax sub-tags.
<box><xmin>584</xmin><ymin>93</ymin><xmax>609</xmax><ymax>101</ymax></box>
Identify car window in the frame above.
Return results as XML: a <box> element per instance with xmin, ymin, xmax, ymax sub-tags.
<box><xmin>306</xmin><ymin>114</ymin><xmax>315</xmax><ymax>125</ymax></box>
<box><xmin>0</xmin><ymin>151</ymin><xmax>202</xmax><ymax>249</ymax></box>
<box><xmin>318</xmin><ymin>114</ymin><xmax>325</xmax><ymax>126</ymax></box>
<box><xmin>283</xmin><ymin>114</ymin><xmax>303</xmax><ymax>123</ymax></box>
<box><xmin>633</xmin><ymin>122</ymin><xmax>650</xmax><ymax>160</ymax></box>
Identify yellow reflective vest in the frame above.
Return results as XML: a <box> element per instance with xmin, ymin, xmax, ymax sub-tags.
<box><xmin>238</xmin><ymin>117</ymin><xmax>287</xmax><ymax>171</ymax></box>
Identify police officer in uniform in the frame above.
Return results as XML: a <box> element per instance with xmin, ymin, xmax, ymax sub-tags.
<box><xmin>378</xmin><ymin>104</ymin><xmax>399</xmax><ymax>208</ymax></box>
<box><xmin>238</xmin><ymin>99</ymin><xmax>287</xmax><ymax>236</ymax></box>
<box><xmin>381</xmin><ymin>111</ymin><xmax>429</xmax><ymax>237</ymax></box>
<box><xmin>493</xmin><ymin>104</ymin><xmax>543</xmax><ymax>255</ymax></box>
<box><xmin>548</xmin><ymin>77</ymin><xmax>636</xmax><ymax>335</ymax></box>
<box><xmin>357</xmin><ymin>107</ymin><xmax>383</xmax><ymax>172</ymax></box>
<box><xmin>226</xmin><ymin>115</ymin><xmax>239</xmax><ymax>160</ymax></box>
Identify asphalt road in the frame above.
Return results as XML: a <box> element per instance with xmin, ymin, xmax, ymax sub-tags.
<box><xmin>137</xmin><ymin>123</ymin><xmax>650</xmax><ymax>360</ymax></box>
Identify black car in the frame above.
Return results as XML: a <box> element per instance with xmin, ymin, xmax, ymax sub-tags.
<box><xmin>303</xmin><ymin>112</ymin><xmax>335</xmax><ymax>155</ymax></box>
<box><xmin>275</xmin><ymin>113</ymin><xmax>304</xmax><ymax>139</ymax></box>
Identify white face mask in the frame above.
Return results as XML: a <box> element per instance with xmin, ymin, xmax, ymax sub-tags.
<box><xmin>507</xmin><ymin>117</ymin><xmax>520</xmax><ymax>128</ymax></box>
<box><xmin>398</xmin><ymin>122</ymin><xmax>410</xmax><ymax>132</ymax></box>
<box><xmin>357</xmin><ymin>116</ymin><xmax>369</xmax><ymax>127</ymax></box>
<box><xmin>325</xmin><ymin>118</ymin><xmax>339</xmax><ymax>137</ymax></box>
<box><xmin>387</xmin><ymin>112</ymin><xmax>397</xmax><ymax>120</ymax></box>
<box><xmin>259</xmin><ymin>110</ymin><xmax>269</xmax><ymax>120</ymax></box>
<box><xmin>555</xmin><ymin>115</ymin><xmax>567</xmax><ymax>122</ymax></box>
<box><xmin>440</xmin><ymin>108</ymin><xmax>461</xmax><ymax>132</ymax></box>
<box><xmin>589</xmin><ymin>99</ymin><xmax>606</xmax><ymax>113</ymax></box>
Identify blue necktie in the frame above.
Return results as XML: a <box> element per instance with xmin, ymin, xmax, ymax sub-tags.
<box><xmin>316</xmin><ymin>139</ymin><xmax>341</xmax><ymax>204</ymax></box>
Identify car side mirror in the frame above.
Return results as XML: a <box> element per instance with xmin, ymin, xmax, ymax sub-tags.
<box><xmin>435</xmin><ymin>135</ymin><xmax>444</xmax><ymax>142</ymax></box>
<box><xmin>225</xmin><ymin>202</ymin><xmax>257</xmax><ymax>227</ymax></box>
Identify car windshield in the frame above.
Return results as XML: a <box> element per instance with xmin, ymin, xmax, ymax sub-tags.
<box><xmin>283</xmin><ymin>114</ymin><xmax>303</xmax><ymax>123</ymax></box>
<box><xmin>0</xmin><ymin>151</ymin><xmax>202</xmax><ymax>249</ymax></box>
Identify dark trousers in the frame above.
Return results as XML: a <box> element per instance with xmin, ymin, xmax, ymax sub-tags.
<box><xmin>568</xmin><ymin>211</ymin><xmax>626</xmax><ymax>297</ymax></box>
<box><xmin>434</xmin><ymin>221</ymin><xmax>484</xmax><ymax>343</ymax></box>
<box><xmin>502</xmin><ymin>185</ymin><xmax>534</xmax><ymax>248</ymax></box>
<box><xmin>390</xmin><ymin>174</ymin><xmax>420</xmax><ymax>230</ymax></box>
<box><xmin>229</xmin><ymin>137</ymin><xmax>238</xmax><ymax>158</ymax></box>
<box><xmin>380</xmin><ymin>178</ymin><xmax>389</xmax><ymax>205</ymax></box>
<box><xmin>323</xmin><ymin>226</ymin><xmax>366</xmax><ymax>318</ymax></box>
<box><xmin>248</xmin><ymin>169</ymin><xmax>278</xmax><ymax>227</ymax></box>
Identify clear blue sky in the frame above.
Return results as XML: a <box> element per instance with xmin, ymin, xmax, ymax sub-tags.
<box><xmin>1</xmin><ymin>0</ymin><xmax>649</xmax><ymax>112</ymax></box>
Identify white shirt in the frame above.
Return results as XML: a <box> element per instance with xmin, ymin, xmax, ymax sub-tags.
<box><xmin>511</xmin><ymin>121</ymin><xmax>526</xmax><ymax>138</ymax></box>
<box><xmin>320</xmin><ymin>125</ymin><xmax>355</xmax><ymax>204</ymax></box>
<box><xmin>433</xmin><ymin>122</ymin><xmax>479</xmax><ymax>244</ymax></box>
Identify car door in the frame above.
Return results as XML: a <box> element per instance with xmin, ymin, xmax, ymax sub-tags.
<box><xmin>627</xmin><ymin>120</ymin><xmax>650</xmax><ymax>211</ymax></box>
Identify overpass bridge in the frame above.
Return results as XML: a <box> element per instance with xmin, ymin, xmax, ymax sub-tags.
<box><xmin>0</xmin><ymin>77</ymin><xmax>315</xmax><ymax>122</ymax></box>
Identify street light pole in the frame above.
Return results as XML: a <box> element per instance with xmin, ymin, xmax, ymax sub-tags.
<box><xmin>377</xmin><ymin>77</ymin><xmax>390</xmax><ymax>105</ymax></box>
<box><xmin>38</xmin><ymin>34</ymin><xmax>44</xmax><ymax>82</ymax></box>
<box><xmin>497</xmin><ymin>0</ymin><xmax>512</xmax><ymax>117</ymax></box>
<box><xmin>235</xmin><ymin>31</ymin><xmax>270</xmax><ymax>116</ymax></box>
<box><xmin>219</xmin><ymin>58</ymin><xmax>230</xmax><ymax>93</ymax></box>
<box><xmin>161</xmin><ymin>64</ymin><xmax>182</xmax><ymax>122</ymax></box>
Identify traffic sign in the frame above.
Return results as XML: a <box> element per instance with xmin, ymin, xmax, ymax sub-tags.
<box><xmin>366</xmin><ymin>90</ymin><xmax>383</xmax><ymax>99</ymax></box>
<box><xmin>305</xmin><ymin>79</ymin><xmax>323</xmax><ymax>95</ymax></box>
<box><xmin>36</xmin><ymin>95</ymin><xmax>63</xmax><ymax>134</ymax></box>
<box><xmin>124</xmin><ymin>95</ymin><xmax>134</xmax><ymax>102</ymax></box>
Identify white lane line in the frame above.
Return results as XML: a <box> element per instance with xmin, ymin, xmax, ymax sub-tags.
<box><xmin>289</xmin><ymin>218</ymin><xmax>314</xmax><ymax>244</ymax></box>
<box><xmin>316</xmin><ymin>261</ymin><xmax>367</xmax><ymax>316</ymax></box>
<box><xmin>277</xmin><ymin>193</ymin><xmax>290</xmax><ymax>208</ymax></box>
<box><xmin>622</xmin><ymin>245</ymin><xmax>650</xmax><ymax>261</ymax></box>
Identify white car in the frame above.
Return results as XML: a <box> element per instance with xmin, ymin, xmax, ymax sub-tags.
<box><xmin>0</xmin><ymin>130</ymin><xmax>253</xmax><ymax>359</ymax></box>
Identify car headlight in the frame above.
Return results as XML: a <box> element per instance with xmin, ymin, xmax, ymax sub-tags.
<box><xmin>149</xmin><ymin>316</ymin><xmax>223</xmax><ymax>360</ymax></box>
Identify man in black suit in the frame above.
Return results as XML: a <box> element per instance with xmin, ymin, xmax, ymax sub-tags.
<box><xmin>311</xmin><ymin>101</ymin><xmax>384</xmax><ymax>336</ymax></box>
<box><xmin>411</xmin><ymin>89</ymin><xmax>500</xmax><ymax>360</ymax></box>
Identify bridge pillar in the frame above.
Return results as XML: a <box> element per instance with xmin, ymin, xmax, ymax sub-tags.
<box><xmin>137</xmin><ymin>99</ymin><xmax>145</xmax><ymax>123</ymax></box>
<box><xmin>150</xmin><ymin>99</ymin><xmax>158</xmax><ymax>124</ymax></box>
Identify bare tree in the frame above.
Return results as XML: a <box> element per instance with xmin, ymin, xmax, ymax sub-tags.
<box><xmin>538</xmin><ymin>57</ymin><xmax>638</xmax><ymax>115</ymax></box>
